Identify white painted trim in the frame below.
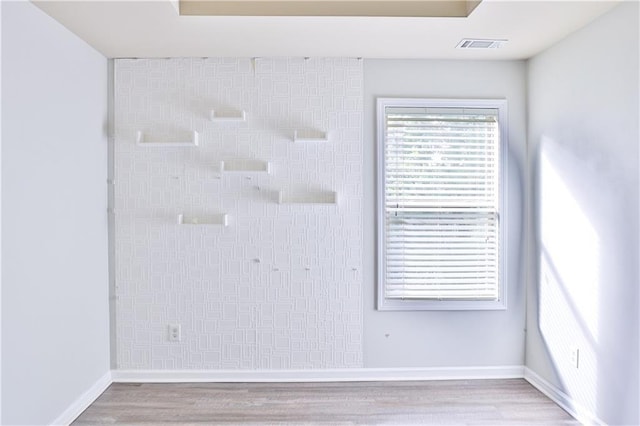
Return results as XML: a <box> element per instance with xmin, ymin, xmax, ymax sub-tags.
<box><xmin>51</xmin><ymin>371</ymin><xmax>113</xmax><ymax>426</ymax></box>
<box><xmin>112</xmin><ymin>365</ymin><xmax>524</xmax><ymax>383</ymax></box>
<box><xmin>523</xmin><ymin>367</ymin><xmax>604</xmax><ymax>426</ymax></box>
<box><xmin>48</xmin><ymin>366</ymin><xmax>556</xmax><ymax>425</ymax></box>
<box><xmin>375</xmin><ymin>98</ymin><xmax>509</xmax><ymax>312</ymax></box>
<box><xmin>50</xmin><ymin>366</ymin><xmax>605</xmax><ymax>426</ymax></box>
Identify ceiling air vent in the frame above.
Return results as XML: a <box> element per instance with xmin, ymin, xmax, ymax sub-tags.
<box><xmin>457</xmin><ymin>39</ymin><xmax>507</xmax><ymax>49</ymax></box>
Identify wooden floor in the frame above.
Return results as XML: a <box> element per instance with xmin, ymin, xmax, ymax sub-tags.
<box><xmin>73</xmin><ymin>379</ymin><xmax>579</xmax><ymax>425</ymax></box>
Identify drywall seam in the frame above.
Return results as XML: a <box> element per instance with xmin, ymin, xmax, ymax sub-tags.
<box><xmin>107</xmin><ymin>60</ymin><xmax>117</xmax><ymax>370</ymax></box>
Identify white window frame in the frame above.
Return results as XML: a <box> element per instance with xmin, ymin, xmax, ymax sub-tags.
<box><xmin>376</xmin><ymin>98</ymin><xmax>508</xmax><ymax>311</ymax></box>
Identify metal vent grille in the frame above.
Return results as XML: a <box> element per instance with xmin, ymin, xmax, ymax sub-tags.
<box><xmin>457</xmin><ymin>39</ymin><xmax>507</xmax><ymax>49</ymax></box>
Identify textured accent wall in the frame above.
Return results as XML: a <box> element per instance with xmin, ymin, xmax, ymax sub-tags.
<box><xmin>114</xmin><ymin>58</ymin><xmax>363</xmax><ymax>370</ymax></box>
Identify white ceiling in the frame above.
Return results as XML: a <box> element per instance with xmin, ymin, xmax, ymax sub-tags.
<box><xmin>33</xmin><ymin>0</ymin><xmax>620</xmax><ymax>60</ymax></box>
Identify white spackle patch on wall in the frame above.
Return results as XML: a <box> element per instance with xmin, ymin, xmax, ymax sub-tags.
<box><xmin>114</xmin><ymin>58</ymin><xmax>363</xmax><ymax>370</ymax></box>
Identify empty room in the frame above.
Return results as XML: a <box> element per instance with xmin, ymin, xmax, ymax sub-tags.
<box><xmin>1</xmin><ymin>0</ymin><xmax>638</xmax><ymax>424</ymax></box>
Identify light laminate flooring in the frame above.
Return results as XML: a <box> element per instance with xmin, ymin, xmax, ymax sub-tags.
<box><xmin>73</xmin><ymin>379</ymin><xmax>579</xmax><ymax>425</ymax></box>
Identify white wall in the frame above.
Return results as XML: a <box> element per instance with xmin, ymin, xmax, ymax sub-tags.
<box><xmin>363</xmin><ymin>59</ymin><xmax>527</xmax><ymax>367</ymax></box>
<box><xmin>114</xmin><ymin>58</ymin><xmax>363</xmax><ymax>370</ymax></box>
<box><xmin>526</xmin><ymin>3</ymin><xmax>639</xmax><ymax>424</ymax></box>
<box><xmin>1</xmin><ymin>2</ymin><xmax>110</xmax><ymax>424</ymax></box>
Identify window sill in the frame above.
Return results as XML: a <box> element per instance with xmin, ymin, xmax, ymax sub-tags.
<box><xmin>377</xmin><ymin>298</ymin><xmax>507</xmax><ymax>311</ymax></box>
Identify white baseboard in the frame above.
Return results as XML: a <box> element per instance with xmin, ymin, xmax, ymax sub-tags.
<box><xmin>112</xmin><ymin>365</ymin><xmax>524</xmax><ymax>383</ymax></box>
<box><xmin>523</xmin><ymin>367</ymin><xmax>604</xmax><ymax>425</ymax></box>
<box><xmin>51</xmin><ymin>366</ymin><xmax>607</xmax><ymax>426</ymax></box>
<box><xmin>49</xmin><ymin>366</ymin><xmax>529</xmax><ymax>425</ymax></box>
<box><xmin>51</xmin><ymin>371</ymin><xmax>112</xmax><ymax>426</ymax></box>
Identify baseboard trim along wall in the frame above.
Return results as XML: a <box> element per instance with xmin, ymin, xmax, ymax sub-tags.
<box><xmin>111</xmin><ymin>366</ymin><xmax>525</xmax><ymax>383</ymax></box>
<box><xmin>523</xmin><ymin>367</ymin><xmax>604</xmax><ymax>426</ymax></box>
<box><xmin>51</xmin><ymin>371</ymin><xmax>112</xmax><ymax>426</ymax></box>
<box><xmin>55</xmin><ymin>367</ymin><xmax>604</xmax><ymax>425</ymax></box>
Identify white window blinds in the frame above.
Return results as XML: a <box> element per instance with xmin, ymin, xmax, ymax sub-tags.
<box><xmin>378</xmin><ymin>100</ymin><xmax>505</xmax><ymax>308</ymax></box>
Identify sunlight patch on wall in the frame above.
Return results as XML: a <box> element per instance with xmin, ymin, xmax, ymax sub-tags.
<box><xmin>538</xmin><ymin>136</ymin><xmax>601</xmax><ymax>417</ymax></box>
<box><xmin>540</xmin><ymin>137</ymin><xmax>600</xmax><ymax>343</ymax></box>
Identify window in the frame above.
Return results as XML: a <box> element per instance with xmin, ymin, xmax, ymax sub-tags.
<box><xmin>377</xmin><ymin>98</ymin><xmax>507</xmax><ymax>310</ymax></box>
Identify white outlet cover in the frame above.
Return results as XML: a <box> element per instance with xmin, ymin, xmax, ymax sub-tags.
<box><xmin>570</xmin><ymin>346</ymin><xmax>580</xmax><ymax>369</ymax></box>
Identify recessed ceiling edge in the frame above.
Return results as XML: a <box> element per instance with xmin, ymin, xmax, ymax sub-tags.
<box><xmin>179</xmin><ymin>0</ymin><xmax>482</xmax><ymax>17</ymax></box>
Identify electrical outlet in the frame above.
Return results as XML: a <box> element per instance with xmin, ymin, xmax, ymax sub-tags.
<box><xmin>570</xmin><ymin>346</ymin><xmax>580</xmax><ymax>369</ymax></box>
<box><xmin>168</xmin><ymin>324</ymin><xmax>181</xmax><ymax>342</ymax></box>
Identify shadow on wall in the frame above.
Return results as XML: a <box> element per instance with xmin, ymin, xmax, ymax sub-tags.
<box><xmin>507</xmin><ymin>147</ymin><xmax>525</xmax><ymax>323</ymax></box>
<box><xmin>533</xmin><ymin>136</ymin><xmax>639</xmax><ymax>424</ymax></box>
